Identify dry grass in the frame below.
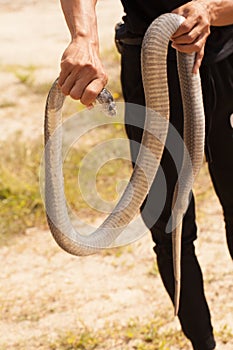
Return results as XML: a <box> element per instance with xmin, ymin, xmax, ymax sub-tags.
<box><xmin>0</xmin><ymin>2</ymin><xmax>232</xmax><ymax>347</ymax></box>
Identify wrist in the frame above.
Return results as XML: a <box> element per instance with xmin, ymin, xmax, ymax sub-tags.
<box><xmin>202</xmin><ymin>0</ymin><xmax>219</xmax><ymax>25</ymax></box>
<box><xmin>60</xmin><ymin>0</ymin><xmax>99</xmax><ymax>42</ymax></box>
<box><xmin>70</xmin><ymin>17</ymin><xmax>98</xmax><ymax>42</ymax></box>
<box><xmin>70</xmin><ymin>35</ymin><xmax>99</xmax><ymax>53</ymax></box>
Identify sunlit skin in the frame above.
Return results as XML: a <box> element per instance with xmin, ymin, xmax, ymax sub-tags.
<box><xmin>172</xmin><ymin>0</ymin><xmax>233</xmax><ymax>73</ymax></box>
<box><xmin>58</xmin><ymin>0</ymin><xmax>107</xmax><ymax>108</ymax></box>
<box><xmin>59</xmin><ymin>0</ymin><xmax>233</xmax><ymax>106</ymax></box>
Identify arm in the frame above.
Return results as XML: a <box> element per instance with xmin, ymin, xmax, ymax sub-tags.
<box><xmin>59</xmin><ymin>0</ymin><xmax>107</xmax><ymax>106</ymax></box>
<box><xmin>206</xmin><ymin>0</ymin><xmax>233</xmax><ymax>26</ymax></box>
<box><xmin>171</xmin><ymin>0</ymin><xmax>233</xmax><ymax>73</ymax></box>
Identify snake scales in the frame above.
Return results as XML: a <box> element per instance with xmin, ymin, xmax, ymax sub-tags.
<box><xmin>44</xmin><ymin>13</ymin><xmax>205</xmax><ymax>315</ymax></box>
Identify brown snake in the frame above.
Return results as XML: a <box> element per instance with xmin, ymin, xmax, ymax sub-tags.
<box><xmin>44</xmin><ymin>13</ymin><xmax>205</xmax><ymax>315</ymax></box>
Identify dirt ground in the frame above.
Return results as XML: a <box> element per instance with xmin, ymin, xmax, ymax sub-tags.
<box><xmin>0</xmin><ymin>1</ymin><xmax>232</xmax><ymax>349</ymax></box>
<box><xmin>0</xmin><ymin>0</ymin><xmax>123</xmax><ymax>140</ymax></box>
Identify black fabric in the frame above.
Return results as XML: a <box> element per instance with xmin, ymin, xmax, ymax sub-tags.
<box><xmin>120</xmin><ymin>0</ymin><xmax>193</xmax><ymax>35</ymax></box>
<box><xmin>119</xmin><ymin>36</ymin><xmax>233</xmax><ymax>348</ymax></box>
<box><xmin>203</xmin><ymin>53</ymin><xmax>233</xmax><ymax>259</ymax></box>
<box><xmin>119</xmin><ymin>0</ymin><xmax>233</xmax><ymax>63</ymax></box>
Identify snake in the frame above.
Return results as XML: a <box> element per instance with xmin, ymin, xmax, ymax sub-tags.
<box><xmin>44</xmin><ymin>13</ymin><xmax>205</xmax><ymax>315</ymax></box>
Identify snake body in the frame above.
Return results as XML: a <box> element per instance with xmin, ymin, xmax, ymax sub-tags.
<box><xmin>44</xmin><ymin>13</ymin><xmax>205</xmax><ymax>315</ymax></box>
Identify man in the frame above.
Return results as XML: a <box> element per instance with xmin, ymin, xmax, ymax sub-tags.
<box><xmin>58</xmin><ymin>1</ymin><xmax>233</xmax><ymax>349</ymax></box>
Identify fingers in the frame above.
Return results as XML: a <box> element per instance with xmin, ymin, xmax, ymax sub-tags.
<box><xmin>59</xmin><ymin>62</ymin><xmax>106</xmax><ymax>99</ymax></box>
<box><xmin>193</xmin><ymin>46</ymin><xmax>205</xmax><ymax>74</ymax></box>
<box><xmin>58</xmin><ymin>40</ymin><xmax>108</xmax><ymax>106</ymax></box>
<box><xmin>171</xmin><ymin>17</ymin><xmax>195</xmax><ymax>40</ymax></box>
<box><xmin>80</xmin><ymin>79</ymin><xmax>106</xmax><ymax>106</ymax></box>
<box><xmin>67</xmin><ymin>72</ymin><xmax>107</xmax><ymax>105</ymax></box>
<box><xmin>172</xmin><ymin>29</ymin><xmax>207</xmax><ymax>52</ymax></box>
<box><xmin>172</xmin><ymin>26</ymin><xmax>208</xmax><ymax>73</ymax></box>
<box><xmin>171</xmin><ymin>1</ymin><xmax>211</xmax><ymax>73</ymax></box>
<box><xmin>58</xmin><ymin>64</ymin><xmax>72</xmax><ymax>88</ymax></box>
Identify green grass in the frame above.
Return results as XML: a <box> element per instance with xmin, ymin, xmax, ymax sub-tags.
<box><xmin>148</xmin><ymin>261</ymin><xmax>159</xmax><ymax>277</ymax></box>
<box><xmin>3</xmin><ymin>63</ymin><xmax>37</xmax><ymax>86</ymax></box>
<box><xmin>0</xmin><ymin>46</ymin><xmax>214</xmax><ymax>245</ymax></box>
<box><xmin>63</xmin><ymin>123</ymin><xmax>131</xmax><ymax>221</ymax></box>
<box><xmin>0</xmin><ymin>46</ymin><xmax>125</xmax><ymax>245</ymax></box>
<box><xmin>47</xmin><ymin>319</ymin><xmax>233</xmax><ymax>350</ymax></box>
<box><xmin>48</xmin><ymin>318</ymin><xmax>188</xmax><ymax>350</ymax></box>
<box><xmin>0</xmin><ymin>121</ymin><xmax>131</xmax><ymax>245</ymax></box>
<box><xmin>0</xmin><ymin>137</ymin><xmax>45</xmax><ymax>244</ymax></box>
<box><xmin>1</xmin><ymin>318</ymin><xmax>232</xmax><ymax>350</ymax></box>
<box><xmin>0</xmin><ymin>100</ymin><xmax>17</xmax><ymax>108</ymax></box>
<box><xmin>0</xmin><ymin>46</ymin><xmax>123</xmax><ymax>100</ymax></box>
<box><xmin>0</xmin><ymin>132</ymin><xmax>214</xmax><ymax>246</ymax></box>
<box><xmin>14</xmin><ymin>66</ymin><xmax>35</xmax><ymax>85</ymax></box>
<box><xmin>215</xmin><ymin>324</ymin><xmax>233</xmax><ymax>344</ymax></box>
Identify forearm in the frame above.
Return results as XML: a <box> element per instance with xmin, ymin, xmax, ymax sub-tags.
<box><xmin>59</xmin><ymin>0</ymin><xmax>107</xmax><ymax>105</ymax></box>
<box><xmin>60</xmin><ymin>0</ymin><xmax>99</xmax><ymax>44</ymax></box>
<box><xmin>199</xmin><ymin>0</ymin><xmax>233</xmax><ymax>26</ymax></box>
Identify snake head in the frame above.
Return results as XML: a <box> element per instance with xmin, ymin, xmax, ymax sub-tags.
<box><xmin>96</xmin><ymin>88</ymin><xmax>117</xmax><ymax>117</ymax></box>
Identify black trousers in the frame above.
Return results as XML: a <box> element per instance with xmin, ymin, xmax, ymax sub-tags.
<box><xmin>120</xmin><ymin>41</ymin><xmax>233</xmax><ymax>350</ymax></box>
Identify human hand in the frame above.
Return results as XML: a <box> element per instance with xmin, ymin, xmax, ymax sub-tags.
<box><xmin>171</xmin><ymin>0</ymin><xmax>211</xmax><ymax>74</ymax></box>
<box><xmin>58</xmin><ymin>38</ymin><xmax>107</xmax><ymax>107</ymax></box>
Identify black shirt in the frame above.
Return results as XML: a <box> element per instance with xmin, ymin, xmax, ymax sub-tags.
<box><xmin>120</xmin><ymin>0</ymin><xmax>233</xmax><ymax>63</ymax></box>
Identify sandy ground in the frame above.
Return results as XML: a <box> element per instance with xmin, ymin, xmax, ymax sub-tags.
<box><xmin>0</xmin><ymin>0</ymin><xmax>124</xmax><ymax>140</ymax></box>
<box><xmin>0</xmin><ymin>1</ymin><xmax>232</xmax><ymax>349</ymax></box>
